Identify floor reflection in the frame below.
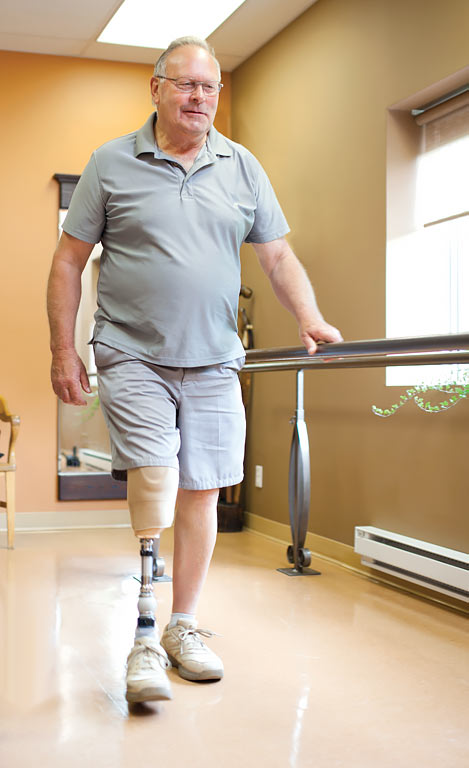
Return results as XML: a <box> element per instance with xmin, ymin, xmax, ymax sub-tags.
<box><xmin>0</xmin><ymin>549</ymin><xmax>60</xmax><ymax>714</ymax></box>
<box><xmin>0</xmin><ymin>527</ymin><xmax>467</xmax><ymax>768</ymax></box>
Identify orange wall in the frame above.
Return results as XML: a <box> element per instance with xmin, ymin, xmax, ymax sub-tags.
<box><xmin>0</xmin><ymin>51</ymin><xmax>230</xmax><ymax>515</ymax></box>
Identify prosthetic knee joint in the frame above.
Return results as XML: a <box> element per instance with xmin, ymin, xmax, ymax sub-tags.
<box><xmin>127</xmin><ymin>466</ymin><xmax>179</xmax><ymax>633</ymax></box>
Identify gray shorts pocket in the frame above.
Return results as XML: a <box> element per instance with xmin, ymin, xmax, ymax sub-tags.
<box><xmin>93</xmin><ymin>342</ymin><xmax>135</xmax><ymax>369</ymax></box>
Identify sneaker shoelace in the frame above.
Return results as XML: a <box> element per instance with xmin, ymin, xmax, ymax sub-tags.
<box><xmin>128</xmin><ymin>638</ymin><xmax>171</xmax><ymax>671</ymax></box>
<box><xmin>176</xmin><ymin>627</ymin><xmax>220</xmax><ymax>653</ymax></box>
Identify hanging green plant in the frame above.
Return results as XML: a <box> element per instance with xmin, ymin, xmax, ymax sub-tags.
<box><xmin>372</xmin><ymin>373</ymin><xmax>469</xmax><ymax>417</ymax></box>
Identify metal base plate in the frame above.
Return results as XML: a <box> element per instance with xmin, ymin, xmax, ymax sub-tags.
<box><xmin>133</xmin><ymin>575</ymin><xmax>172</xmax><ymax>584</ymax></box>
<box><xmin>277</xmin><ymin>567</ymin><xmax>321</xmax><ymax>577</ymax></box>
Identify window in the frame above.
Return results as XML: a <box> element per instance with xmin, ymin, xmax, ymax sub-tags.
<box><xmin>386</xmin><ymin>85</ymin><xmax>469</xmax><ymax>386</ymax></box>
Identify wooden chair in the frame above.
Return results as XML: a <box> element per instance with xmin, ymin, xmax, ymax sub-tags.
<box><xmin>0</xmin><ymin>396</ymin><xmax>20</xmax><ymax>548</ymax></box>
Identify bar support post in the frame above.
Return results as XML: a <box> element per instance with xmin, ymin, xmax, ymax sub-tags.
<box><xmin>278</xmin><ymin>369</ymin><xmax>320</xmax><ymax>576</ymax></box>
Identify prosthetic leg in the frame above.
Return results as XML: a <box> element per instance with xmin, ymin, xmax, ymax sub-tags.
<box><xmin>128</xmin><ymin>465</ymin><xmax>179</xmax><ymax>635</ymax></box>
<box><xmin>125</xmin><ymin>466</ymin><xmax>179</xmax><ymax>704</ymax></box>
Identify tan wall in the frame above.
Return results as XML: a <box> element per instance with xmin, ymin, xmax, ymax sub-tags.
<box><xmin>0</xmin><ymin>51</ymin><xmax>230</xmax><ymax>515</ymax></box>
<box><xmin>232</xmin><ymin>0</ymin><xmax>469</xmax><ymax>550</ymax></box>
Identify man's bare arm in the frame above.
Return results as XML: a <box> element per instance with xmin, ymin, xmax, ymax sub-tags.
<box><xmin>252</xmin><ymin>237</ymin><xmax>343</xmax><ymax>354</ymax></box>
<box><xmin>47</xmin><ymin>231</ymin><xmax>95</xmax><ymax>405</ymax></box>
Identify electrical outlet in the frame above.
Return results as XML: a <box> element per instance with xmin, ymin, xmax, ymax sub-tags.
<box><xmin>255</xmin><ymin>465</ymin><xmax>263</xmax><ymax>488</ymax></box>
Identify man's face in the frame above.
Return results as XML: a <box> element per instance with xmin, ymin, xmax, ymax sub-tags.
<box><xmin>151</xmin><ymin>46</ymin><xmax>220</xmax><ymax>140</ymax></box>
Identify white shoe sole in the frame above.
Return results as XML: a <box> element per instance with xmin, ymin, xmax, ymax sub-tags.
<box><xmin>126</xmin><ymin>681</ymin><xmax>173</xmax><ymax>703</ymax></box>
<box><xmin>166</xmin><ymin>652</ymin><xmax>224</xmax><ymax>682</ymax></box>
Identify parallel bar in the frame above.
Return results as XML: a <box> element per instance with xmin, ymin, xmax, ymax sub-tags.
<box><xmin>243</xmin><ymin>351</ymin><xmax>469</xmax><ymax>372</ymax></box>
<box><xmin>247</xmin><ymin>333</ymin><xmax>469</xmax><ymax>577</ymax></box>
<box><xmin>245</xmin><ymin>333</ymin><xmax>469</xmax><ymax>366</ymax></box>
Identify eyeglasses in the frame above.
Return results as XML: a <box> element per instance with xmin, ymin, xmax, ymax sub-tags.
<box><xmin>158</xmin><ymin>76</ymin><xmax>223</xmax><ymax>97</ymax></box>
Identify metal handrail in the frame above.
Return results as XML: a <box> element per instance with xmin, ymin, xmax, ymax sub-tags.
<box><xmin>244</xmin><ymin>332</ymin><xmax>469</xmax><ymax>372</ymax></box>
<box><xmin>242</xmin><ymin>333</ymin><xmax>469</xmax><ymax>577</ymax></box>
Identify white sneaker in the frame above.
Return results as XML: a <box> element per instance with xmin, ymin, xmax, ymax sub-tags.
<box><xmin>125</xmin><ymin>635</ymin><xmax>173</xmax><ymax>703</ymax></box>
<box><xmin>160</xmin><ymin>619</ymin><xmax>224</xmax><ymax>682</ymax></box>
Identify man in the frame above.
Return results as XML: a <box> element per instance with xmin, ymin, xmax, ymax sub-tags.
<box><xmin>47</xmin><ymin>36</ymin><xmax>342</xmax><ymax>704</ymax></box>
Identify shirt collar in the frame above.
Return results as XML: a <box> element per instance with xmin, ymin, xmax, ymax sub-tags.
<box><xmin>207</xmin><ymin>125</ymin><xmax>233</xmax><ymax>158</ymax></box>
<box><xmin>134</xmin><ymin>113</ymin><xmax>159</xmax><ymax>157</ymax></box>
<box><xmin>134</xmin><ymin>112</ymin><xmax>233</xmax><ymax>159</ymax></box>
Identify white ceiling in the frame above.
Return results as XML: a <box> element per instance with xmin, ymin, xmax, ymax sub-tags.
<box><xmin>0</xmin><ymin>0</ymin><xmax>318</xmax><ymax>72</ymax></box>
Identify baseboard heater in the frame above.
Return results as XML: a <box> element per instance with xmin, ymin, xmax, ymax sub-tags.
<box><xmin>354</xmin><ymin>526</ymin><xmax>469</xmax><ymax>603</ymax></box>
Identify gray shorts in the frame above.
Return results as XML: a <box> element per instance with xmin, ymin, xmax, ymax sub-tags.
<box><xmin>94</xmin><ymin>343</ymin><xmax>246</xmax><ymax>491</ymax></box>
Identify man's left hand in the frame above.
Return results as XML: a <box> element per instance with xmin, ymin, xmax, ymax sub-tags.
<box><xmin>300</xmin><ymin>321</ymin><xmax>343</xmax><ymax>355</ymax></box>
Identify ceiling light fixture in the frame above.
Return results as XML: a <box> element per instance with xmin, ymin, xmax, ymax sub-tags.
<box><xmin>98</xmin><ymin>0</ymin><xmax>246</xmax><ymax>49</ymax></box>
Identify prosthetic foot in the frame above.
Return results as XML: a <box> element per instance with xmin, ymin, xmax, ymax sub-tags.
<box><xmin>125</xmin><ymin>466</ymin><xmax>179</xmax><ymax>704</ymax></box>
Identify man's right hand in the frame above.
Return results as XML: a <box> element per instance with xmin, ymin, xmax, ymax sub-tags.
<box><xmin>47</xmin><ymin>232</ymin><xmax>96</xmax><ymax>404</ymax></box>
<box><xmin>51</xmin><ymin>349</ymin><xmax>91</xmax><ymax>405</ymax></box>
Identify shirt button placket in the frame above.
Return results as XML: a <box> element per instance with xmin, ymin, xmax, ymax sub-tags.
<box><xmin>181</xmin><ymin>177</ymin><xmax>194</xmax><ymax>201</ymax></box>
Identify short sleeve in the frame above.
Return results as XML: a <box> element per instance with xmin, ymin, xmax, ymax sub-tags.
<box><xmin>244</xmin><ymin>157</ymin><xmax>290</xmax><ymax>244</ymax></box>
<box><xmin>62</xmin><ymin>153</ymin><xmax>106</xmax><ymax>244</ymax></box>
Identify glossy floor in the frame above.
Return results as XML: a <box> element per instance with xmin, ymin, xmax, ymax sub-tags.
<box><xmin>0</xmin><ymin>527</ymin><xmax>467</xmax><ymax>767</ymax></box>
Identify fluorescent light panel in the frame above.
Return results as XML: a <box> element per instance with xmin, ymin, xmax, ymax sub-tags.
<box><xmin>98</xmin><ymin>0</ymin><xmax>246</xmax><ymax>49</ymax></box>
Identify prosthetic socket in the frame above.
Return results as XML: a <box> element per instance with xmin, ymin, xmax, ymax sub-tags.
<box><xmin>127</xmin><ymin>465</ymin><xmax>179</xmax><ymax>537</ymax></box>
<box><xmin>128</xmin><ymin>466</ymin><xmax>179</xmax><ymax>634</ymax></box>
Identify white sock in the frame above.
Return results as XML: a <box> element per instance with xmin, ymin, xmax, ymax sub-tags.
<box><xmin>169</xmin><ymin>612</ymin><xmax>196</xmax><ymax>628</ymax></box>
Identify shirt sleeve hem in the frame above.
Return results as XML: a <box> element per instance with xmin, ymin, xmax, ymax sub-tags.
<box><xmin>245</xmin><ymin>227</ymin><xmax>290</xmax><ymax>244</ymax></box>
<box><xmin>61</xmin><ymin>224</ymin><xmax>101</xmax><ymax>245</ymax></box>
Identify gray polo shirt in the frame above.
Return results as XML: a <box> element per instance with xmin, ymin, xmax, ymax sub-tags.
<box><xmin>63</xmin><ymin>113</ymin><xmax>289</xmax><ymax>366</ymax></box>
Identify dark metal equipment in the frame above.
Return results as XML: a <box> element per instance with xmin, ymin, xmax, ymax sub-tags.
<box><xmin>217</xmin><ymin>284</ymin><xmax>255</xmax><ymax>532</ymax></box>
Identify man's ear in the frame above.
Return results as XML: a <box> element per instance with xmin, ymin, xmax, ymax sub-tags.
<box><xmin>150</xmin><ymin>76</ymin><xmax>160</xmax><ymax>107</ymax></box>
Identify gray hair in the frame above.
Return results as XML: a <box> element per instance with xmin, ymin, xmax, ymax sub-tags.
<box><xmin>153</xmin><ymin>36</ymin><xmax>221</xmax><ymax>80</ymax></box>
